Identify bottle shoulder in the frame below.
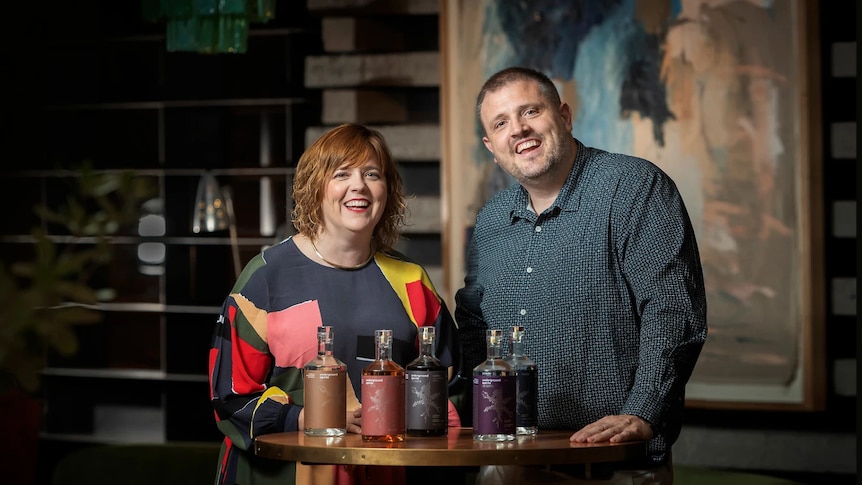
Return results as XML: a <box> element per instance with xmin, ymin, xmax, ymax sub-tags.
<box><xmin>473</xmin><ymin>358</ymin><xmax>515</xmax><ymax>374</ymax></box>
<box><xmin>362</xmin><ymin>359</ymin><xmax>405</xmax><ymax>374</ymax></box>
<box><xmin>503</xmin><ymin>355</ymin><xmax>537</xmax><ymax>369</ymax></box>
<box><xmin>305</xmin><ymin>354</ymin><xmax>347</xmax><ymax>370</ymax></box>
<box><xmin>405</xmin><ymin>355</ymin><xmax>445</xmax><ymax>370</ymax></box>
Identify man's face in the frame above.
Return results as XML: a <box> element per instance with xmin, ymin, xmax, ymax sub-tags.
<box><xmin>479</xmin><ymin>80</ymin><xmax>573</xmax><ymax>185</ymax></box>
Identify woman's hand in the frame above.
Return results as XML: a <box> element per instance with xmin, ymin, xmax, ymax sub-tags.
<box><xmin>298</xmin><ymin>405</ymin><xmax>362</xmax><ymax>434</ymax></box>
<box><xmin>347</xmin><ymin>406</ymin><xmax>362</xmax><ymax>434</ymax></box>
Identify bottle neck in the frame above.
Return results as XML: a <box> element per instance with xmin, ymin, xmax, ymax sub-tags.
<box><xmin>319</xmin><ymin>343</ymin><xmax>333</xmax><ymax>357</ymax></box>
<box><xmin>375</xmin><ymin>330</ymin><xmax>393</xmax><ymax>361</ymax></box>
<box><xmin>510</xmin><ymin>341</ymin><xmax>526</xmax><ymax>357</ymax></box>
<box><xmin>420</xmin><ymin>340</ymin><xmax>435</xmax><ymax>356</ymax></box>
<box><xmin>418</xmin><ymin>326</ymin><xmax>436</xmax><ymax>357</ymax></box>
<box><xmin>318</xmin><ymin>328</ymin><xmax>335</xmax><ymax>357</ymax></box>
<box><xmin>510</xmin><ymin>327</ymin><xmax>526</xmax><ymax>357</ymax></box>
<box><xmin>486</xmin><ymin>340</ymin><xmax>504</xmax><ymax>360</ymax></box>
<box><xmin>376</xmin><ymin>342</ymin><xmax>392</xmax><ymax>361</ymax></box>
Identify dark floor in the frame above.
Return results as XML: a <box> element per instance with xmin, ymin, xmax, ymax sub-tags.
<box><xmin>745</xmin><ymin>469</ymin><xmax>857</xmax><ymax>485</ymax></box>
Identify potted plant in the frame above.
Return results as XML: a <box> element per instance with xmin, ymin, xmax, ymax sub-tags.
<box><xmin>0</xmin><ymin>164</ymin><xmax>157</xmax><ymax>484</ymax></box>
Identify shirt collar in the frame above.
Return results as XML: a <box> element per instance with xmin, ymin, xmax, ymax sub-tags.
<box><xmin>507</xmin><ymin>137</ymin><xmax>587</xmax><ymax>222</ymax></box>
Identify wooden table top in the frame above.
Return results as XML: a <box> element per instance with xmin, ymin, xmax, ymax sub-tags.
<box><xmin>254</xmin><ymin>428</ymin><xmax>646</xmax><ymax>467</ymax></box>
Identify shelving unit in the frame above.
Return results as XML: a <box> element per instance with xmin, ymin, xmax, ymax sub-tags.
<box><xmin>4</xmin><ymin>4</ymin><xmax>452</xmax><ymax>484</ymax></box>
<box><xmin>2</xmin><ymin>0</ymin><xmax>323</xmax><ymax>450</ymax></box>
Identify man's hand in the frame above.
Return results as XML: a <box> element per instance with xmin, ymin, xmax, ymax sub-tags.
<box><xmin>570</xmin><ymin>414</ymin><xmax>653</xmax><ymax>443</ymax></box>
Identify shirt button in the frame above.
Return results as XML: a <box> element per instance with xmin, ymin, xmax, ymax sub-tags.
<box><xmin>535</xmin><ymin>226</ymin><xmax>542</xmax><ymax>233</ymax></box>
<box><xmin>526</xmin><ymin>267</ymin><xmax>533</xmax><ymax>273</ymax></box>
<box><xmin>519</xmin><ymin>309</ymin><xmax>527</xmax><ymax>315</ymax></box>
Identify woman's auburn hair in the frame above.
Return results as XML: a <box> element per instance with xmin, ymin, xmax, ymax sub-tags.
<box><xmin>291</xmin><ymin>123</ymin><xmax>408</xmax><ymax>252</ymax></box>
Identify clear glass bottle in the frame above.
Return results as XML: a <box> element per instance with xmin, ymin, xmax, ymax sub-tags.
<box><xmin>472</xmin><ymin>328</ymin><xmax>516</xmax><ymax>441</ymax></box>
<box><xmin>405</xmin><ymin>326</ymin><xmax>448</xmax><ymax>436</ymax></box>
<box><xmin>303</xmin><ymin>326</ymin><xmax>347</xmax><ymax>436</ymax></box>
<box><xmin>361</xmin><ymin>329</ymin><xmax>406</xmax><ymax>442</ymax></box>
<box><xmin>504</xmin><ymin>325</ymin><xmax>538</xmax><ymax>436</ymax></box>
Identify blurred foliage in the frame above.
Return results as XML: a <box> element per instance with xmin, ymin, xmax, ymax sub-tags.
<box><xmin>0</xmin><ymin>164</ymin><xmax>158</xmax><ymax>393</ymax></box>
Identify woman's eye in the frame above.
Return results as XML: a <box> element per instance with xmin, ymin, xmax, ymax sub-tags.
<box><xmin>365</xmin><ymin>171</ymin><xmax>381</xmax><ymax>179</ymax></box>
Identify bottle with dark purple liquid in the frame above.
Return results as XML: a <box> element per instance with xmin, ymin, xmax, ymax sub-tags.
<box><xmin>472</xmin><ymin>329</ymin><xmax>516</xmax><ymax>441</ymax></box>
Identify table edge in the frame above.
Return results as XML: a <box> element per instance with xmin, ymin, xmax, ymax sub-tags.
<box><xmin>254</xmin><ymin>430</ymin><xmax>647</xmax><ymax>467</ymax></box>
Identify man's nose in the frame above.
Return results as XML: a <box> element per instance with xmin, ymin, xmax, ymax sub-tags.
<box><xmin>511</xmin><ymin>120</ymin><xmax>529</xmax><ymax>137</ymax></box>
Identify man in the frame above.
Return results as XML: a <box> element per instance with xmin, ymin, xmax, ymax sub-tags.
<box><xmin>454</xmin><ymin>66</ymin><xmax>707</xmax><ymax>484</ymax></box>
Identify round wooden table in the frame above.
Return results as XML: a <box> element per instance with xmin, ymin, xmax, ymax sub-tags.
<box><xmin>254</xmin><ymin>428</ymin><xmax>646</xmax><ymax>467</ymax></box>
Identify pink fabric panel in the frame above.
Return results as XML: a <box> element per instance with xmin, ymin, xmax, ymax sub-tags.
<box><xmin>268</xmin><ymin>299</ymin><xmax>323</xmax><ymax>368</ymax></box>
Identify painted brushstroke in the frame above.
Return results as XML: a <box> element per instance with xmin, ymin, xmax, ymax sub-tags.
<box><xmin>467</xmin><ymin>0</ymin><xmax>803</xmax><ymax>397</ymax></box>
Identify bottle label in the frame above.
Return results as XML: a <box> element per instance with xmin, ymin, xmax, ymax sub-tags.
<box><xmin>361</xmin><ymin>375</ymin><xmax>406</xmax><ymax>436</ymax></box>
<box><xmin>405</xmin><ymin>370</ymin><xmax>447</xmax><ymax>431</ymax></box>
<box><xmin>304</xmin><ymin>370</ymin><xmax>347</xmax><ymax>429</ymax></box>
<box><xmin>515</xmin><ymin>369</ymin><xmax>538</xmax><ymax>428</ymax></box>
<box><xmin>472</xmin><ymin>375</ymin><xmax>516</xmax><ymax>434</ymax></box>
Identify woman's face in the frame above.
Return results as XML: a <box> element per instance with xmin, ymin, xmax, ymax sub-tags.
<box><xmin>320</xmin><ymin>156</ymin><xmax>387</xmax><ymax>239</ymax></box>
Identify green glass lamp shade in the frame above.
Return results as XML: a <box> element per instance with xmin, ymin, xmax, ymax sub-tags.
<box><xmin>143</xmin><ymin>0</ymin><xmax>275</xmax><ymax>54</ymax></box>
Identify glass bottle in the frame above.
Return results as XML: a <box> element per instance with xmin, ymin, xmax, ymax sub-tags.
<box><xmin>504</xmin><ymin>325</ymin><xmax>538</xmax><ymax>436</ymax></box>
<box><xmin>303</xmin><ymin>326</ymin><xmax>347</xmax><ymax>436</ymax></box>
<box><xmin>361</xmin><ymin>329</ymin><xmax>406</xmax><ymax>442</ymax></box>
<box><xmin>405</xmin><ymin>326</ymin><xmax>448</xmax><ymax>436</ymax></box>
<box><xmin>472</xmin><ymin>328</ymin><xmax>516</xmax><ymax>441</ymax></box>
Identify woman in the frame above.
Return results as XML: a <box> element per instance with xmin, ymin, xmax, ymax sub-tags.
<box><xmin>208</xmin><ymin>123</ymin><xmax>461</xmax><ymax>485</ymax></box>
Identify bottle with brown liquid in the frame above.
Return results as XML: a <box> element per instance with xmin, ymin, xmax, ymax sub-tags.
<box><xmin>361</xmin><ymin>329</ymin><xmax>406</xmax><ymax>442</ymax></box>
<box><xmin>303</xmin><ymin>326</ymin><xmax>347</xmax><ymax>436</ymax></box>
<box><xmin>405</xmin><ymin>326</ymin><xmax>448</xmax><ymax>436</ymax></box>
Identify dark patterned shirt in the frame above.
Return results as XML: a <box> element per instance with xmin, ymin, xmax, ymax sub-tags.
<box><xmin>455</xmin><ymin>138</ymin><xmax>707</xmax><ymax>465</ymax></box>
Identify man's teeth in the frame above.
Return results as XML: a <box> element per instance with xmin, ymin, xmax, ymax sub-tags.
<box><xmin>516</xmin><ymin>140</ymin><xmax>539</xmax><ymax>153</ymax></box>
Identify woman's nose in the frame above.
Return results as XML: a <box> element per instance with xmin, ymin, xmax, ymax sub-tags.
<box><xmin>349</xmin><ymin>173</ymin><xmax>367</xmax><ymax>190</ymax></box>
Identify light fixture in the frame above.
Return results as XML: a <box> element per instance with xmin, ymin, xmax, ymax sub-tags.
<box><xmin>192</xmin><ymin>172</ymin><xmax>241</xmax><ymax>277</ymax></box>
<box><xmin>259</xmin><ymin>112</ymin><xmax>276</xmax><ymax>237</ymax></box>
<box><xmin>141</xmin><ymin>0</ymin><xmax>276</xmax><ymax>54</ymax></box>
<box><xmin>138</xmin><ymin>197</ymin><xmax>166</xmax><ymax>276</ymax></box>
<box><xmin>192</xmin><ymin>172</ymin><xmax>228</xmax><ymax>233</ymax></box>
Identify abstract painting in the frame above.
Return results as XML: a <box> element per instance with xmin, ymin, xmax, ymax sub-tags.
<box><xmin>441</xmin><ymin>0</ymin><xmax>824</xmax><ymax>409</ymax></box>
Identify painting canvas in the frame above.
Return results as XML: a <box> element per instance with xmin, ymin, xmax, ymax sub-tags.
<box><xmin>441</xmin><ymin>0</ymin><xmax>824</xmax><ymax>409</ymax></box>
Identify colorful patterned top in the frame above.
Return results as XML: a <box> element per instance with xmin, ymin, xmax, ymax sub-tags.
<box><xmin>209</xmin><ymin>236</ymin><xmax>459</xmax><ymax>485</ymax></box>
